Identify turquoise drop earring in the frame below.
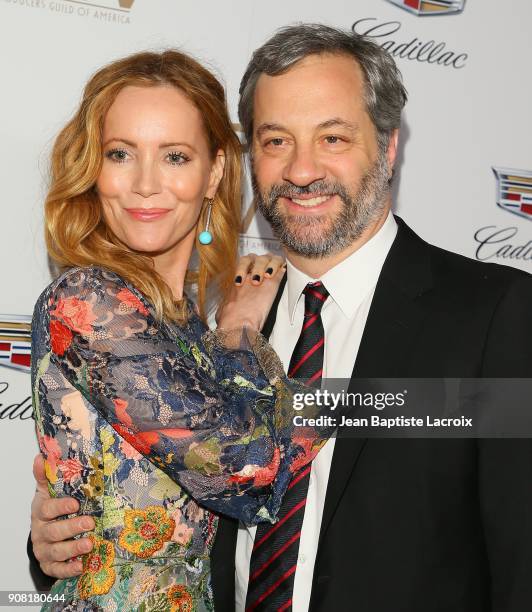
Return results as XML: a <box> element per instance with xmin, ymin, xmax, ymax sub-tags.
<box><xmin>199</xmin><ymin>198</ymin><xmax>213</xmax><ymax>245</ymax></box>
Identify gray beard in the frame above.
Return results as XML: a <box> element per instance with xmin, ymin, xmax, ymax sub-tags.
<box><xmin>253</xmin><ymin>150</ymin><xmax>391</xmax><ymax>258</ymax></box>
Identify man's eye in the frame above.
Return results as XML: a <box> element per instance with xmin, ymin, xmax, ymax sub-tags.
<box><xmin>266</xmin><ymin>138</ymin><xmax>284</xmax><ymax>147</ymax></box>
<box><xmin>106</xmin><ymin>148</ymin><xmax>129</xmax><ymax>163</ymax></box>
<box><xmin>324</xmin><ymin>136</ymin><xmax>341</xmax><ymax>144</ymax></box>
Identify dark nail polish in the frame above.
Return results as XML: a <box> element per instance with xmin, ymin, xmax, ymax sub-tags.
<box><xmin>266</xmin><ymin>267</ymin><xmax>274</xmax><ymax>275</ymax></box>
<box><xmin>252</xmin><ymin>274</ymin><xmax>260</xmax><ymax>282</ymax></box>
<box><xmin>235</xmin><ymin>275</ymin><xmax>242</xmax><ymax>284</ymax></box>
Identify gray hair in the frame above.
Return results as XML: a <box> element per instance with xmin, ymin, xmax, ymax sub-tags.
<box><xmin>238</xmin><ymin>23</ymin><xmax>408</xmax><ymax>151</ymax></box>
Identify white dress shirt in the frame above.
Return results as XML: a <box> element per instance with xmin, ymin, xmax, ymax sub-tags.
<box><xmin>235</xmin><ymin>212</ymin><xmax>398</xmax><ymax>611</ymax></box>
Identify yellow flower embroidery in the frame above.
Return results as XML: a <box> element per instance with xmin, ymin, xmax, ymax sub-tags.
<box><xmin>167</xmin><ymin>584</ymin><xmax>194</xmax><ymax>612</ymax></box>
<box><xmin>78</xmin><ymin>534</ymin><xmax>116</xmax><ymax>599</ymax></box>
<box><xmin>118</xmin><ymin>505</ymin><xmax>175</xmax><ymax>558</ymax></box>
<box><xmin>81</xmin><ymin>454</ymin><xmax>104</xmax><ymax>499</ymax></box>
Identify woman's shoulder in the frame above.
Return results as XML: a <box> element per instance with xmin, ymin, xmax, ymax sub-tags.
<box><xmin>56</xmin><ymin>265</ymin><xmax>127</xmax><ymax>290</ymax></box>
<box><xmin>34</xmin><ymin>265</ymin><xmax>150</xmax><ymax>313</ymax></box>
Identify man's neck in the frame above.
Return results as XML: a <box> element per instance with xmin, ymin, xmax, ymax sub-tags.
<box><xmin>285</xmin><ymin>205</ymin><xmax>391</xmax><ymax>279</ymax></box>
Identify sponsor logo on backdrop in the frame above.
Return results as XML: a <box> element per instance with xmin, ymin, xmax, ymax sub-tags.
<box><xmin>0</xmin><ymin>381</ymin><xmax>33</xmax><ymax>421</ymax></box>
<box><xmin>0</xmin><ymin>316</ymin><xmax>31</xmax><ymax>373</ymax></box>
<box><xmin>385</xmin><ymin>0</ymin><xmax>465</xmax><ymax>17</ymax></box>
<box><xmin>2</xmin><ymin>0</ymin><xmax>133</xmax><ymax>24</ymax></box>
<box><xmin>353</xmin><ymin>17</ymin><xmax>468</xmax><ymax>68</ymax></box>
<box><xmin>0</xmin><ymin>317</ymin><xmax>32</xmax><ymax>423</ymax></box>
<box><xmin>492</xmin><ymin>167</ymin><xmax>532</xmax><ymax>221</ymax></box>
<box><xmin>473</xmin><ymin>168</ymin><xmax>532</xmax><ymax>264</ymax></box>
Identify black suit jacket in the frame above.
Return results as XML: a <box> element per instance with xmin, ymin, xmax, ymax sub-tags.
<box><xmin>30</xmin><ymin>218</ymin><xmax>532</xmax><ymax>611</ymax></box>
<box><xmin>210</xmin><ymin>217</ymin><xmax>532</xmax><ymax>612</ymax></box>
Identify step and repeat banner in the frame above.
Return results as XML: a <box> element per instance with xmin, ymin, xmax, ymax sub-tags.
<box><xmin>0</xmin><ymin>0</ymin><xmax>530</xmax><ymax>595</ymax></box>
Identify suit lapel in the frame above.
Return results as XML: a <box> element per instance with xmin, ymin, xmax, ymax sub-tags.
<box><xmin>318</xmin><ymin>217</ymin><xmax>434</xmax><ymax>545</ymax></box>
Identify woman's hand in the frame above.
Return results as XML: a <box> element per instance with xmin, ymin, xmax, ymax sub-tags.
<box><xmin>217</xmin><ymin>257</ymin><xmax>286</xmax><ymax>331</ymax></box>
<box><xmin>234</xmin><ymin>252</ymin><xmax>285</xmax><ymax>286</ymax></box>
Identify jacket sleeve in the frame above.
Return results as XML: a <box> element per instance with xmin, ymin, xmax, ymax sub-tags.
<box><xmin>478</xmin><ymin>271</ymin><xmax>532</xmax><ymax>609</ymax></box>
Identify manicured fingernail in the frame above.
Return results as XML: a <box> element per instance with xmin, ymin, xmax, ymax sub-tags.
<box><xmin>265</xmin><ymin>267</ymin><xmax>274</xmax><ymax>275</ymax></box>
<box><xmin>252</xmin><ymin>274</ymin><xmax>260</xmax><ymax>282</ymax></box>
<box><xmin>235</xmin><ymin>275</ymin><xmax>242</xmax><ymax>284</ymax></box>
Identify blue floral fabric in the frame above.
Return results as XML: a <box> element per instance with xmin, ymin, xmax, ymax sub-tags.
<box><xmin>32</xmin><ymin>266</ymin><xmax>325</xmax><ymax>611</ymax></box>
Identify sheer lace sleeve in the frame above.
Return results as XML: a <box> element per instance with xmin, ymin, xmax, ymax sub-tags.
<box><xmin>45</xmin><ymin>267</ymin><xmax>328</xmax><ymax>525</ymax></box>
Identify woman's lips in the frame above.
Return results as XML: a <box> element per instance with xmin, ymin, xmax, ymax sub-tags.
<box><xmin>125</xmin><ymin>208</ymin><xmax>171</xmax><ymax>221</ymax></box>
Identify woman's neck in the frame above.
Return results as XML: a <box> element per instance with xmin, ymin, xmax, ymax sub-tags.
<box><xmin>152</xmin><ymin>231</ymin><xmax>195</xmax><ymax>300</ymax></box>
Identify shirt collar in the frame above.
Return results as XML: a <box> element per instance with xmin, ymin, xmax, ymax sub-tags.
<box><xmin>286</xmin><ymin>211</ymin><xmax>398</xmax><ymax>322</ymax></box>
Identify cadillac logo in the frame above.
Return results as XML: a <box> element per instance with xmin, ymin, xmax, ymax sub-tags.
<box><xmin>493</xmin><ymin>167</ymin><xmax>532</xmax><ymax>221</ymax></box>
<box><xmin>0</xmin><ymin>316</ymin><xmax>31</xmax><ymax>372</ymax></box>
<box><xmin>385</xmin><ymin>0</ymin><xmax>466</xmax><ymax>16</ymax></box>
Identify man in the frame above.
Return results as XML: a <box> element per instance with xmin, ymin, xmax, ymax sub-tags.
<box><xmin>29</xmin><ymin>24</ymin><xmax>532</xmax><ymax>611</ymax></box>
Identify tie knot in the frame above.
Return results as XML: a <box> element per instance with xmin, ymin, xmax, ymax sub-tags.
<box><xmin>303</xmin><ymin>281</ymin><xmax>329</xmax><ymax>316</ymax></box>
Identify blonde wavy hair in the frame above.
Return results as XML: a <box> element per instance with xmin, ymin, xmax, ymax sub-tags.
<box><xmin>45</xmin><ymin>50</ymin><xmax>242</xmax><ymax>323</ymax></box>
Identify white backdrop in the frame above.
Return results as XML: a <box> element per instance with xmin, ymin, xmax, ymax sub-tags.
<box><xmin>0</xmin><ymin>0</ymin><xmax>531</xmax><ymax>598</ymax></box>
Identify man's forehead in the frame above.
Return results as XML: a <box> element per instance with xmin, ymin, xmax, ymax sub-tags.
<box><xmin>253</xmin><ymin>54</ymin><xmax>367</xmax><ymax>132</ymax></box>
<box><xmin>254</xmin><ymin>52</ymin><xmax>364</xmax><ymax>93</ymax></box>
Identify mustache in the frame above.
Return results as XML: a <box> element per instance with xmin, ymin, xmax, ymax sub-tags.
<box><xmin>264</xmin><ymin>181</ymin><xmax>349</xmax><ymax>201</ymax></box>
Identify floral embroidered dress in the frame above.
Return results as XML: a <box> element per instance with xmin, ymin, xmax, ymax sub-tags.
<box><xmin>32</xmin><ymin>267</ymin><xmax>325</xmax><ymax>612</ymax></box>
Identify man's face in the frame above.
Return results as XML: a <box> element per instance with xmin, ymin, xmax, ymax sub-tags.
<box><xmin>251</xmin><ymin>53</ymin><xmax>396</xmax><ymax>257</ymax></box>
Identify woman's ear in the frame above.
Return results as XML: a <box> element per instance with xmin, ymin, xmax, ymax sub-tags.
<box><xmin>206</xmin><ymin>149</ymin><xmax>226</xmax><ymax>199</ymax></box>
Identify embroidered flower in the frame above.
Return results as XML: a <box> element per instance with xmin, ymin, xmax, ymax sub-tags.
<box><xmin>112</xmin><ymin>423</ymin><xmax>158</xmax><ymax>456</ymax></box>
<box><xmin>37</xmin><ymin>434</ymin><xmax>62</xmax><ymax>484</ymax></box>
<box><xmin>78</xmin><ymin>534</ymin><xmax>116</xmax><ymax>599</ymax></box>
<box><xmin>116</xmin><ymin>288</ymin><xmax>149</xmax><ymax>316</ymax></box>
<box><xmin>50</xmin><ymin>320</ymin><xmax>73</xmax><ymax>355</ymax></box>
<box><xmin>51</xmin><ymin>296</ymin><xmax>97</xmax><ymax>335</ymax></box>
<box><xmin>120</xmin><ymin>438</ymin><xmax>142</xmax><ymax>461</ymax></box>
<box><xmin>228</xmin><ymin>447</ymin><xmax>280</xmax><ymax>487</ymax></box>
<box><xmin>118</xmin><ymin>506</ymin><xmax>175</xmax><ymax>558</ymax></box>
<box><xmin>57</xmin><ymin>458</ymin><xmax>83</xmax><ymax>484</ymax></box>
<box><xmin>167</xmin><ymin>584</ymin><xmax>194</xmax><ymax>612</ymax></box>
<box><xmin>81</xmin><ymin>454</ymin><xmax>104</xmax><ymax>499</ymax></box>
<box><xmin>253</xmin><ymin>447</ymin><xmax>280</xmax><ymax>486</ymax></box>
<box><xmin>289</xmin><ymin>435</ymin><xmax>324</xmax><ymax>474</ymax></box>
<box><xmin>170</xmin><ymin>508</ymin><xmax>194</xmax><ymax>546</ymax></box>
<box><xmin>113</xmin><ymin>398</ymin><xmax>132</xmax><ymax>427</ymax></box>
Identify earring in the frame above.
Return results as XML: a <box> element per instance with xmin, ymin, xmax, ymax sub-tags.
<box><xmin>198</xmin><ymin>198</ymin><xmax>213</xmax><ymax>245</ymax></box>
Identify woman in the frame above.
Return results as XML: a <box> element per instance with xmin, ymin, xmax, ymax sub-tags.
<box><xmin>32</xmin><ymin>50</ymin><xmax>327</xmax><ymax>611</ymax></box>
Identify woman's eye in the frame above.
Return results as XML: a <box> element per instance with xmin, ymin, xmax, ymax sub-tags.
<box><xmin>167</xmin><ymin>151</ymin><xmax>189</xmax><ymax>165</ymax></box>
<box><xmin>106</xmin><ymin>148</ymin><xmax>129</xmax><ymax>163</ymax></box>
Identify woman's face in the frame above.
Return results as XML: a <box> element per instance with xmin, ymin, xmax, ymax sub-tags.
<box><xmin>97</xmin><ymin>85</ymin><xmax>224</xmax><ymax>257</ymax></box>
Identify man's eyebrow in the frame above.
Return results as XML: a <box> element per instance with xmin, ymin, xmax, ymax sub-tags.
<box><xmin>255</xmin><ymin>123</ymin><xmax>288</xmax><ymax>138</ymax></box>
<box><xmin>317</xmin><ymin>118</ymin><xmax>360</xmax><ymax>133</ymax></box>
<box><xmin>255</xmin><ymin>119</ymin><xmax>360</xmax><ymax>139</ymax></box>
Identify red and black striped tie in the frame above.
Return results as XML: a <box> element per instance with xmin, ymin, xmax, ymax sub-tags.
<box><xmin>245</xmin><ymin>281</ymin><xmax>329</xmax><ymax>611</ymax></box>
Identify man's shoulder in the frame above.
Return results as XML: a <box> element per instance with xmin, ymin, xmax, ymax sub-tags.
<box><xmin>427</xmin><ymin>242</ymin><xmax>531</xmax><ymax>306</ymax></box>
<box><xmin>395</xmin><ymin>217</ymin><xmax>531</xmax><ymax>295</ymax></box>
<box><xmin>429</xmin><ymin>241</ymin><xmax>529</xmax><ymax>283</ymax></box>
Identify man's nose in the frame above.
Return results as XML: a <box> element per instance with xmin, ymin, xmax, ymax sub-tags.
<box><xmin>132</xmin><ymin>160</ymin><xmax>162</xmax><ymax>198</ymax></box>
<box><xmin>282</xmin><ymin>144</ymin><xmax>326</xmax><ymax>187</ymax></box>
